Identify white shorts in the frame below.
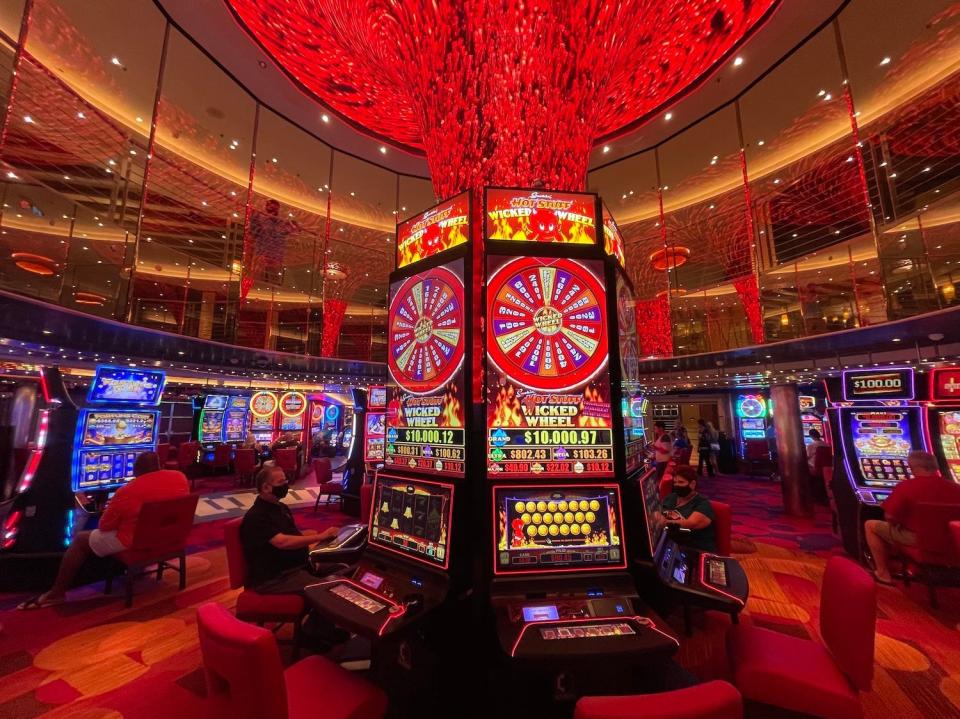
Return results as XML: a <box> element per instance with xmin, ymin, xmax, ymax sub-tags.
<box><xmin>89</xmin><ymin>529</ymin><xmax>127</xmax><ymax>557</ymax></box>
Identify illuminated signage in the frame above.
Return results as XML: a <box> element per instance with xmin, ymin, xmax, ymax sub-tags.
<box><xmin>602</xmin><ymin>204</ymin><xmax>626</xmax><ymax>268</ymax></box>
<box><xmin>396</xmin><ymin>191</ymin><xmax>470</xmax><ymax>269</ymax></box>
<box><xmin>203</xmin><ymin>395</ymin><xmax>229</xmax><ymax>410</ymax></box>
<box><xmin>736</xmin><ymin>394</ymin><xmax>768</xmax><ymax>419</ymax></box>
<box><xmin>325</xmin><ymin>404</ymin><xmax>340</xmax><ymax>422</ymax></box>
<box><xmin>842</xmin><ymin>368</ymin><xmax>914</xmax><ymax>402</ymax></box>
<box><xmin>798</xmin><ymin>395</ymin><xmax>816</xmax><ymax>411</ymax></box>
<box><xmin>931</xmin><ymin>368</ymin><xmax>960</xmax><ymax>402</ymax></box>
<box><xmin>87</xmin><ymin>366</ymin><xmax>166</xmax><ymax>405</ymax></box>
<box><xmin>364</xmin><ymin>412</ymin><xmax>386</xmax><ymax>462</ymax></box>
<box><xmin>485</xmin><ymin>188</ymin><xmax>597</xmax><ymax>245</ymax></box>
<box><xmin>250</xmin><ymin>391</ymin><xmax>279</xmax><ymax>417</ymax></box>
<box><xmin>368</xmin><ymin>386</ymin><xmax>387</xmax><ymax>409</ymax></box>
<box><xmin>279</xmin><ymin>391</ymin><xmax>307</xmax><ymax>417</ymax></box>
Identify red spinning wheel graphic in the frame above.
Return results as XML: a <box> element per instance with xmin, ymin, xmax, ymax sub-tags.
<box><xmin>388</xmin><ymin>266</ymin><xmax>465</xmax><ymax>395</ymax></box>
<box><xmin>487</xmin><ymin>257</ymin><xmax>608</xmax><ymax>391</ymax></box>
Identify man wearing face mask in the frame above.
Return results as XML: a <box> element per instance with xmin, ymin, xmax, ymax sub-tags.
<box><xmin>240</xmin><ymin>464</ymin><xmax>341</xmax><ymax>594</ymax></box>
<box><xmin>661</xmin><ymin>465</ymin><xmax>716</xmax><ymax>553</ymax></box>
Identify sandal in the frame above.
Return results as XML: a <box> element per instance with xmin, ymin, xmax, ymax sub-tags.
<box><xmin>16</xmin><ymin>593</ymin><xmax>65</xmax><ymax>610</ymax></box>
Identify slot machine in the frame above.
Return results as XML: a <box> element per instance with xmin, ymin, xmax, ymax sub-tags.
<box><xmin>925</xmin><ymin>368</ymin><xmax>960</xmax><ymax>484</ymax></box>
<box><xmin>735</xmin><ymin>393</ymin><xmax>769</xmax><ymax>456</ymax></box>
<box><xmin>636</xmin><ymin>468</ymin><xmax>748</xmax><ymax>627</ymax></box>
<box><xmin>222</xmin><ymin>395</ymin><xmax>251</xmax><ymax>444</ymax></box>
<box><xmin>799</xmin><ymin>394</ymin><xmax>829</xmax><ymax>446</ymax></box>
<box><xmin>248</xmin><ymin>390</ymin><xmax>279</xmax><ymax>446</ymax></box>
<box><xmin>308</xmin><ymin>192</ymin><xmax>472</xmax><ymax>711</ymax></box>
<box><xmin>484</xmin><ymin>191</ymin><xmax>677</xmax><ymax>702</ymax></box>
<box><xmin>196</xmin><ymin>394</ymin><xmax>228</xmax><ymax>461</ymax></box>
<box><xmin>827</xmin><ymin>367</ymin><xmax>929</xmax><ymax>558</ymax></box>
<box><xmin>277</xmin><ymin>391</ymin><xmax>307</xmax><ymax>443</ymax></box>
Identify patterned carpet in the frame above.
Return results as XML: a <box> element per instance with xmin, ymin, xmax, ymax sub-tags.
<box><xmin>0</xmin><ymin>476</ymin><xmax>958</xmax><ymax>718</ymax></box>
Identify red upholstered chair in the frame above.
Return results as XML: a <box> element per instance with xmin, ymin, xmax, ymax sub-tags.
<box><xmin>951</xmin><ymin>520</ymin><xmax>960</xmax><ymax>555</ymax></box>
<box><xmin>177</xmin><ymin>441</ymin><xmax>201</xmax><ymax>472</ymax></box>
<box><xmin>233</xmin><ymin>448</ymin><xmax>257</xmax><ymax>487</ymax></box>
<box><xmin>105</xmin><ymin>493</ymin><xmax>200</xmax><ymax>607</ymax></box>
<box><xmin>196</xmin><ymin>602</ymin><xmax>387</xmax><ymax>719</ymax></box>
<box><xmin>574</xmin><ymin>680</ymin><xmax>743</xmax><ymax>719</ymax></box>
<box><xmin>727</xmin><ymin>556</ymin><xmax>875</xmax><ymax>719</ymax></box>
<box><xmin>312</xmin><ymin>457</ymin><xmax>342</xmax><ymax>511</ymax></box>
<box><xmin>205</xmin><ymin>444</ymin><xmax>233</xmax><ymax>474</ymax></box>
<box><xmin>223</xmin><ymin>518</ymin><xmax>306</xmax><ymax>656</ymax></box>
<box><xmin>709</xmin><ymin>500</ymin><xmax>732</xmax><ymax>557</ymax></box>
<box><xmin>659</xmin><ymin>472</ymin><xmax>674</xmax><ymax>501</ymax></box>
<box><xmin>274</xmin><ymin>448</ymin><xmax>298</xmax><ymax>482</ymax></box>
<box><xmin>743</xmin><ymin>439</ymin><xmax>771</xmax><ymax>476</ymax></box>
<box><xmin>890</xmin><ymin>502</ymin><xmax>960</xmax><ymax>608</ymax></box>
<box><xmin>360</xmin><ymin>481</ymin><xmax>374</xmax><ymax>524</ymax></box>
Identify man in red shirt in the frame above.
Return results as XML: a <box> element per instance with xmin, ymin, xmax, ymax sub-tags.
<box><xmin>865</xmin><ymin>450</ymin><xmax>960</xmax><ymax>585</ymax></box>
<box><xmin>19</xmin><ymin>452</ymin><xmax>189</xmax><ymax>609</ymax></box>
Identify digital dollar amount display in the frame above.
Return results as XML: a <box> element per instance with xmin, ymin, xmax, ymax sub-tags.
<box><xmin>842</xmin><ymin>368</ymin><xmax>914</xmax><ymax>401</ymax></box>
<box><xmin>486</xmin><ymin>256</ymin><xmax>613</xmax><ymax>477</ymax></box>
<box><xmin>386</xmin><ymin>258</ymin><xmax>466</xmax><ymax>476</ymax></box>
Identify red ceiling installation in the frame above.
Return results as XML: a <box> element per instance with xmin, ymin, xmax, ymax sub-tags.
<box><xmin>225</xmin><ymin>0</ymin><xmax>780</xmax><ymax>197</ymax></box>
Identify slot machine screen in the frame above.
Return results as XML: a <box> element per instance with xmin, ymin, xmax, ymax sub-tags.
<box><xmin>493</xmin><ymin>485</ymin><xmax>626</xmax><ymax>574</ymax></box>
<box><xmin>386</xmin><ymin>258</ymin><xmax>467</xmax><ymax>476</ymax></box>
<box><xmin>200</xmin><ymin>410</ymin><xmax>225</xmax><ymax>442</ymax></box>
<box><xmin>368</xmin><ymin>386</ymin><xmax>387</xmax><ymax>409</ymax></box>
<box><xmin>486</xmin><ymin>256</ymin><xmax>613</xmax><ymax>477</ymax></box>
<box><xmin>74</xmin><ymin>410</ymin><xmax>160</xmax><ymax>490</ymax></box>
<box><xmin>365</xmin><ymin>412</ymin><xmax>386</xmax><ymax>462</ymax></box>
<box><xmin>396</xmin><ymin>191</ymin><xmax>470</xmax><ymax>268</ymax></box>
<box><xmin>935</xmin><ymin>411</ymin><xmax>960</xmax><ymax>483</ymax></box>
<box><xmin>370</xmin><ymin>475</ymin><xmax>454</xmax><ymax>569</ymax></box>
<box><xmin>485</xmin><ymin>188</ymin><xmax>597</xmax><ymax>245</ymax></box>
<box><xmin>88</xmin><ymin>367</ymin><xmax>165</xmax><ymax>404</ymax></box>
<box><xmin>203</xmin><ymin>394</ymin><xmax>229</xmax><ymax>411</ymax></box>
<box><xmin>280</xmin><ymin>415</ymin><xmax>304</xmax><ymax>432</ymax></box>
<box><xmin>223</xmin><ymin>399</ymin><xmax>249</xmax><ymax>442</ymax></box>
<box><xmin>279</xmin><ymin>392</ymin><xmax>306</xmax><ymax>431</ymax></box>
<box><xmin>739</xmin><ymin>418</ymin><xmax>766</xmax><ymax>439</ymax></box>
<box><xmin>801</xmin><ymin>414</ymin><xmax>825</xmax><ymax>446</ymax></box>
<box><xmin>846</xmin><ymin>410</ymin><xmax>914</xmax><ymax>487</ymax></box>
<box><xmin>638</xmin><ymin>469</ymin><xmax>667</xmax><ymax>555</ymax></box>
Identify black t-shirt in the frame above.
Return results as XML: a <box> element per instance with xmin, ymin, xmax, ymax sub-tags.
<box><xmin>662</xmin><ymin>492</ymin><xmax>717</xmax><ymax>553</ymax></box>
<box><xmin>240</xmin><ymin>496</ymin><xmax>308</xmax><ymax>587</ymax></box>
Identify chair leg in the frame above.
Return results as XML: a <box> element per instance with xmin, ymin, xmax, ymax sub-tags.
<box><xmin>313</xmin><ymin>491</ymin><xmax>322</xmax><ymax>512</ymax></box>
<box><xmin>124</xmin><ymin>569</ymin><xmax>135</xmax><ymax>608</ymax></box>
<box><xmin>179</xmin><ymin>553</ymin><xmax>187</xmax><ymax>590</ymax></box>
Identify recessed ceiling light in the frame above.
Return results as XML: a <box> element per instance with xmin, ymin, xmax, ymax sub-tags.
<box><xmin>733</xmin><ymin>56</ymin><xmax>744</xmax><ymax>67</ymax></box>
<box><xmin>379</xmin><ymin>146</ymin><xmax>387</xmax><ymax>154</ymax></box>
<box><xmin>77</xmin><ymin>111</ymin><xmax>85</xmax><ymax>119</ymax></box>
<box><xmin>880</xmin><ymin>56</ymin><xmax>891</xmax><ymax>65</ymax></box>
<box><xmin>602</xmin><ymin>145</ymin><xmax>611</xmax><ymax>154</ymax></box>
<box><xmin>757</xmin><ymin>139</ymin><xmax>764</xmax><ymax>146</ymax></box>
<box><xmin>321</xmin><ymin>114</ymin><xmax>330</xmax><ymax>123</ymax></box>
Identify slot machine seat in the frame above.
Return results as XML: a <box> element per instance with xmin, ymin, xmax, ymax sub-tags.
<box><xmin>742</xmin><ymin>440</ymin><xmax>772</xmax><ymax>477</ymax></box>
<box><xmin>233</xmin><ymin>449</ymin><xmax>258</xmax><ymax>487</ymax></box>
<box><xmin>360</xmin><ymin>481</ymin><xmax>374</xmax><ymax>523</ymax></box>
<box><xmin>889</xmin><ymin>502</ymin><xmax>960</xmax><ymax>608</ymax></box>
<box><xmin>574</xmin><ymin>680</ymin><xmax>743</xmax><ymax>719</ymax></box>
<box><xmin>223</xmin><ymin>518</ymin><xmax>307</xmax><ymax>655</ymax></box>
<box><xmin>105</xmin><ymin>493</ymin><xmax>200</xmax><ymax>608</ymax></box>
<box><xmin>274</xmin><ymin>448</ymin><xmax>298</xmax><ymax>482</ymax></box>
<box><xmin>176</xmin><ymin>441</ymin><xmax>202</xmax><ymax>474</ymax></box>
<box><xmin>727</xmin><ymin>557</ymin><xmax>875</xmax><ymax>719</ymax></box>
<box><xmin>710</xmin><ymin>501</ymin><xmax>732</xmax><ymax>557</ymax></box>
<box><xmin>196</xmin><ymin>602</ymin><xmax>387</xmax><ymax>719</ymax></box>
<box><xmin>312</xmin><ymin>458</ymin><xmax>342</xmax><ymax>511</ymax></box>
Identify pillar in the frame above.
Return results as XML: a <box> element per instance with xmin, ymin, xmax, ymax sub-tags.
<box><xmin>770</xmin><ymin>383</ymin><xmax>813</xmax><ymax>518</ymax></box>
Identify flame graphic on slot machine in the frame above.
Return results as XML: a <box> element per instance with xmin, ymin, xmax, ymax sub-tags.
<box><xmin>577</xmin><ymin>385</ymin><xmax>610</xmax><ymax>428</ymax></box>
<box><xmin>490</xmin><ymin>383</ymin><xmax>525</xmax><ymax>427</ymax></box>
<box><xmin>439</xmin><ymin>384</ymin><xmax>463</xmax><ymax>427</ymax></box>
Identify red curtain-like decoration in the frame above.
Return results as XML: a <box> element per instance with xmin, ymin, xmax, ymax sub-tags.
<box><xmin>732</xmin><ymin>275</ymin><xmax>764</xmax><ymax>345</ymax></box>
<box><xmin>635</xmin><ymin>297</ymin><xmax>673</xmax><ymax>358</ymax></box>
<box><xmin>321</xmin><ymin>299</ymin><xmax>347</xmax><ymax>357</ymax></box>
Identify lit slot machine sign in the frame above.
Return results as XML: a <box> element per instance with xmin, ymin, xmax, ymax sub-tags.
<box><xmin>385</xmin><ymin>261</ymin><xmax>466</xmax><ymax>475</ymax></box>
<box><xmin>849</xmin><ymin>411</ymin><xmax>913</xmax><ymax>486</ymax></box>
<box><xmin>486</xmin><ymin>188</ymin><xmax>597</xmax><ymax>245</ymax></box>
<box><xmin>486</xmin><ymin>256</ymin><xmax>613</xmax><ymax>477</ymax></box>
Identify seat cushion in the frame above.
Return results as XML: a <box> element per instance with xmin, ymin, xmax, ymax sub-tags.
<box><xmin>727</xmin><ymin>623</ymin><xmax>862</xmax><ymax>719</ymax></box>
<box><xmin>285</xmin><ymin>655</ymin><xmax>387</xmax><ymax>719</ymax></box>
<box><xmin>114</xmin><ymin>547</ymin><xmax>182</xmax><ymax>566</ymax></box>
<box><xmin>235</xmin><ymin>589</ymin><xmax>305</xmax><ymax>621</ymax></box>
<box><xmin>318</xmin><ymin>481</ymin><xmax>343</xmax><ymax>494</ymax></box>
<box><xmin>575</xmin><ymin>680</ymin><xmax>742</xmax><ymax>719</ymax></box>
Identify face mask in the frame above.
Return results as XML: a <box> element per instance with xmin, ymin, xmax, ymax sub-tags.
<box><xmin>673</xmin><ymin>485</ymin><xmax>692</xmax><ymax>498</ymax></box>
<box><xmin>271</xmin><ymin>483</ymin><xmax>290</xmax><ymax>500</ymax></box>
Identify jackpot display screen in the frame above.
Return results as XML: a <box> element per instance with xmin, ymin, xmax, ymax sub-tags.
<box><xmin>370</xmin><ymin>475</ymin><xmax>453</xmax><ymax>569</ymax></box>
<box><xmin>396</xmin><ymin>191</ymin><xmax>470</xmax><ymax>269</ymax></box>
<box><xmin>74</xmin><ymin>409</ymin><xmax>160</xmax><ymax>490</ymax></box>
<box><xmin>602</xmin><ymin>204</ymin><xmax>626</xmax><ymax>268</ymax></box>
<box><xmin>224</xmin><ymin>399</ymin><xmax>249</xmax><ymax>442</ymax></box>
<box><xmin>200</xmin><ymin>410</ymin><xmax>225</xmax><ymax>442</ymax></box>
<box><xmin>486</xmin><ymin>256</ymin><xmax>613</xmax><ymax>477</ymax></box>
<box><xmin>934</xmin><ymin>411</ymin><xmax>960</xmax><ymax>483</ymax></box>
<box><xmin>493</xmin><ymin>485</ymin><xmax>625</xmax><ymax>574</ymax></box>
<box><xmin>485</xmin><ymin>189</ymin><xmax>597</xmax><ymax>245</ymax></box>
<box><xmin>386</xmin><ymin>258</ymin><xmax>466</xmax><ymax>476</ymax></box>
<box><xmin>616</xmin><ymin>273</ymin><xmax>644</xmax><ymax>472</ymax></box>
<box><xmin>88</xmin><ymin>367</ymin><xmax>165</xmax><ymax>404</ymax></box>
<box><xmin>845</xmin><ymin>410</ymin><xmax>915</xmax><ymax>487</ymax></box>
<box><xmin>368</xmin><ymin>386</ymin><xmax>387</xmax><ymax>409</ymax></box>
<box><xmin>842</xmin><ymin>368</ymin><xmax>914</xmax><ymax>401</ymax></box>
<box><xmin>203</xmin><ymin>394</ymin><xmax>228</xmax><ymax>410</ymax></box>
<box><xmin>365</xmin><ymin>412</ymin><xmax>386</xmax><ymax>462</ymax></box>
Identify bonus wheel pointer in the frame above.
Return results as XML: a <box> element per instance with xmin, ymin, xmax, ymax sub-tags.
<box><xmin>487</xmin><ymin>257</ymin><xmax>608</xmax><ymax>391</ymax></box>
<box><xmin>388</xmin><ymin>266</ymin><xmax>466</xmax><ymax>395</ymax></box>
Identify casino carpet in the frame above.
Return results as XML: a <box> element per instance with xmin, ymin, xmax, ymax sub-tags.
<box><xmin>0</xmin><ymin>475</ymin><xmax>958</xmax><ymax>718</ymax></box>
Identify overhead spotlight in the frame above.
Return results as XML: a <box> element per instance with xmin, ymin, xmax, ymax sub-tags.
<box><xmin>664</xmin><ymin>112</ymin><xmax>673</xmax><ymax>121</ymax></box>
<box><xmin>880</xmin><ymin>56</ymin><xmax>891</xmax><ymax>65</ymax></box>
<box><xmin>733</xmin><ymin>56</ymin><xmax>744</xmax><ymax>67</ymax></box>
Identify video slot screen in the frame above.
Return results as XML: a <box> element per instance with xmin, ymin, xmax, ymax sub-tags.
<box><xmin>936</xmin><ymin>411</ymin><xmax>960</xmax><ymax>483</ymax></box>
<box><xmin>229</xmin><ymin>396</ymin><xmax>249</xmax><ymax>409</ymax></box>
<box><xmin>494</xmin><ymin>485</ymin><xmax>625</xmax><ymax>574</ymax></box>
<box><xmin>279</xmin><ymin>415</ymin><xmax>304</xmax><ymax>431</ymax></box>
<box><xmin>200</xmin><ymin>410</ymin><xmax>225</xmax><ymax>442</ymax></box>
<box><xmin>485</xmin><ymin>188</ymin><xmax>597</xmax><ymax>245</ymax></box>
<box><xmin>88</xmin><ymin>367</ymin><xmax>165</xmax><ymax>405</ymax></box>
<box><xmin>370</xmin><ymin>475</ymin><xmax>453</xmax><ymax>569</ymax></box>
<box><xmin>848</xmin><ymin>410</ymin><xmax>915</xmax><ymax>488</ymax></box>
<box><xmin>639</xmin><ymin>469</ymin><xmax>667</xmax><ymax>555</ymax></box>
<box><xmin>365</xmin><ymin>412</ymin><xmax>386</xmax><ymax>462</ymax></box>
<box><xmin>223</xmin><ymin>410</ymin><xmax>248</xmax><ymax>442</ymax></box>
<box><xmin>203</xmin><ymin>395</ymin><xmax>229</xmax><ymax>410</ymax></box>
<box><xmin>396</xmin><ymin>191</ymin><xmax>470</xmax><ymax>269</ymax></box>
<box><xmin>80</xmin><ymin>410</ymin><xmax>159</xmax><ymax>448</ymax></box>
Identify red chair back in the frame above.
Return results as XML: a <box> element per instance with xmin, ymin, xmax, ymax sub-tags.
<box><xmin>658</xmin><ymin>474</ymin><xmax>673</xmax><ymax>501</ymax></box>
<box><xmin>127</xmin><ymin>494</ymin><xmax>199</xmax><ymax>553</ymax></box>
<box><xmin>744</xmin><ymin>439</ymin><xmax>769</xmax><ymax>461</ymax></box>
<box><xmin>213</xmin><ymin>444</ymin><xmax>233</xmax><ymax>467</ymax></box>
<box><xmin>820</xmin><ymin>556</ymin><xmax>875</xmax><ymax>692</ymax></box>
<box><xmin>234</xmin><ymin>449</ymin><xmax>256</xmax><ymax>474</ymax></box>
<box><xmin>913</xmin><ymin>502</ymin><xmax>960</xmax><ymax>565</ymax></box>
<box><xmin>360</xmin><ymin>481</ymin><xmax>374</xmax><ymax>523</ymax></box>
<box><xmin>313</xmin><ymin>457</ymin><xmax>333</xmax><ymax>485</ymax></box>
<box><xmin>224</xmin><ymin>518</ymin><xmax>247</xmax><ymax>590</ymax></box>
<box><xmin>157</xmin><ymin>443</ymin><xmax>171</xmax><ymax>462</ymax></box>
<box><xmin>574</xmin><ymin>680</ymin><xmax>743</xmax><ymax>719</ymax></box>
<box><xmin>710</xmin><ymin>500</ymin><xmax>732</xmax><ymax>556</ymax></box>
<box><xmin>951</xmin><ymin>521</ymin><xmax>960</xmax><ymax>556</ymax></box>
<box><xmin>274</xmin><ymin>448</ymin><xmax>297</xmax><ymax>472</ymax></box>
<box><xmin>178</xmin><ymin>442</ymin><xmax>200</xmax><ymax>469</ymax></box>
<box><xmin>196</xmin><ymin>602</ymin><xmax>288</xmax><ymax>719</ymax></box>
<box><xmin>811</xmin><ymin>445</ymin><xmax>832</xmax><ymax>477</ymax></box>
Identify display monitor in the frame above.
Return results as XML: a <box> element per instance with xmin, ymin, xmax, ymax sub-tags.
<box><xmin>368</xmin><ymin>386</ymin><xmax>388</xmax><ymax>409</ymax></box>
<box><xmin>842</xmin><ymin>409</ymin><xmax>917</xmax><ymax>488</ymax></box>
<box><xmin>73</xmin><ymin>409</ymin><xmax>161</xmax><ymax>490</ymax></box>
<box><xmin>933</xmin><ymin>410</ymin><xmax>960</xmax><ymax>483</ymax></box>
<box><xmin>223</xmin><ymin>399</ymin><xmax>249</xmax><ymax>442</ymax></box>
<box><xmin>370</xmin><ymin>475</ymin><xmax>454</xmax><ymax>570</ymax></box>
<box><xmin>88</xmin><ymin>367</ymin><xmax>165</xmax><ymax>405</ymax></box>
<box><xmin>493</xmin><ymin>484</ymin><xmax>626</xmax><ymax>575</ymax></box>
<box><xmin>486</xmin><ymin>255</ymin><xmax>613</xmax><ymax>477</ymax></box>
<box><xmin>485</xmin><ymin>188</ymin><xmax>597</xmax><ymax>245</ymax></box>
<box><xmin>199</xmin><ymin>410</ymin><xmax>225</xmax><ymax>442</ymax></box>
<box><xmin>638</xmin><ymin>469</ymin><xmax>667</xmax><ymax>555</ymax></box>
<box><xmin>842</xmin><ymin>367</ymin><xmax>915</xmax><ymax>402</ymax></box>
<box><xmin>386</xmin><ymin>258</ymin><xmax>466</xmax><ymax>475</ymax></box>
<box><xmin>365</xmin><ymin>412</ymin><xmax>386</xmax><ymax>462</ymax></box>
<box><xmin>396</xmin><ymin>191</ymin><xmax>470</xmax><ymax>268</ymax></box>
<box><xmin>602</xmin><ymin>204</ymin><xmax>626</xmax><ymax>268</ymax></box>
<box><xmin>616</xmin><ymin>273</ymin><xmax>643</xmax><ymax>472</ymax></box>
<box><xmin>203</xmin><ymin>395</ymin><xmax>229</xmax><ymax>410</ymax></box>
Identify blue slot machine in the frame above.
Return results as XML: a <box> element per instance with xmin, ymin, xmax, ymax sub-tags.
<box><xmin>735</xmin><ymin>393</ymin><xmax>769</xmax><ymax>456</ymax></box>
<box><xmin>222</xmin><ymin>396</ymin><xmax>251</xmax><ymax>443</ymax></box>
<box><xmin>73</xmin><ymin>366</ymin><xmax>165</xmax><ymax>500</ymax></box>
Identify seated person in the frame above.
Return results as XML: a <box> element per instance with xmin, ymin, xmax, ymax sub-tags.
<box><xmin>661</xmin><ymin>465</ymin><xmax>716</xmax><ymax>553</ymax></box>
<box><xmin>805</xmin><ymin>428</ymin><xmax>829</xmax><ymax>473</ymax></box>
<box><xmin>864</xmin><ymin>450</ymin><xmax>960</xmax><ymax>586</ymax></box>
<box><xmin>240</xmin><ymin>465</ymin><xmax>340</xmax><ymax>594</ymax></box>
<box><xmin>19</xmin><ymin>452</ymin><xmax>189</xmax><ymax>609</ymax></box>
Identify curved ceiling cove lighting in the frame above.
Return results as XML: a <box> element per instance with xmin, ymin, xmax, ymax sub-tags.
<box><xmin>74</xmin><ymin>292</ymin><xmax>107</xmax><ymax>306</ymax></box>
<box><xmin>11</xmin><ymin>253</ymin><xmax>59</xmax><ymax>276</ymax></box>
<box><xmin>649</xmin><ymin>246</ymin><xmax>691</xmax><ymax>271</ymax></box>
<box><xmin>225</xmin><ymin>0</ymin><xmax>780</xmax><ymax>196</ymax></box>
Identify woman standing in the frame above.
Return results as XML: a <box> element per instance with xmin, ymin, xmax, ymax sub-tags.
<box><xmin>697</xmin><ymin>419</ymin><xmax>716</xmax><ymax>478</ymax></box>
